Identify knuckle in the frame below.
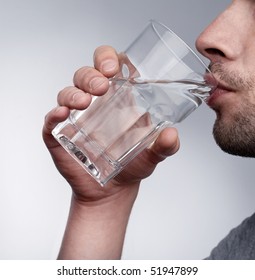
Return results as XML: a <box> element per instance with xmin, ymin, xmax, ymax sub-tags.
<box><xmin>57</xmin><ymin>86</ymin><xmax>74</xmax><ymax>104</ymax></box>
<box><xmin>93</xmin><ymin>45</ymin><xmax>111</xmax><ymax>57</ymax></box>
<box><xmin>73</xmin><ymin>66</ymin><xmax>95</xmax><ymax>88</ymax></box>
<box><xmin>93</xmin><ymin>45</ymin><xmax>118</xmax><ymax>63</ymax></box>
<box><xmin>73</xmin><ymin>66</ymin><xmax>93</xmax><ymax>80</ymax></box>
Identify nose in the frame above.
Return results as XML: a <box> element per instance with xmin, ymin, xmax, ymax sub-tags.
<box><xmin>195</xmin><ymin>3</ymin><xmax>244</xmax><ymax>64</ymax></box>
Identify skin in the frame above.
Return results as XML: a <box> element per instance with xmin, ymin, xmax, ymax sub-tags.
<box><xmin>43</xmin><ymin>0</ymin><xmax>255</xmax><ymax>259</ymax></box>
<box><xmin>196</xmin><ymin>0</ymin><xmax>255</xmax><ymax>157</ymax></box>
<box><xmin>43</xmin><ymin>48</ymin><xmax>179</xmax><ymax>259</ymax></box>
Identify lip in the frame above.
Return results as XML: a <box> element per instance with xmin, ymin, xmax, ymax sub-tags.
<box><xmin>205</xmin><ymin>76</ymin><xmax>235</xmax><ymax>107</ymax></box>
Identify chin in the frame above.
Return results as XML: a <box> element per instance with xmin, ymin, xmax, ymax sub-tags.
<box><xmin>213</xmin><ymin>115</ymin><xmax>255</xmax><ymax>158</ymax></box>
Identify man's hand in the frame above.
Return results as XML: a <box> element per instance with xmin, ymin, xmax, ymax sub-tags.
<box><xmin>42</xmin><ymin>45</ymin><xmax>180</xmax><ymax>259</ymax></box>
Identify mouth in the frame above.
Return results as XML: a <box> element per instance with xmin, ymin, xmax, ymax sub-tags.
<box><xmin>205</xmin><ymin>75</ymin><xmax>236</xmax><ymax>107</ymax></box>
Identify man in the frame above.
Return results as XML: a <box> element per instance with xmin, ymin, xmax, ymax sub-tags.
<box><xmin>43</xmin><ymin>0</ymin><xmax>255</xmax><ymax>259</ymax></box>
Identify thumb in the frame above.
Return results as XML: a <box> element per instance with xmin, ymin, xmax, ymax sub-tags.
<box><xmin>148</xmin><ymin>127</ymin><xmax>180</xmax><ymax>164</ymax></box>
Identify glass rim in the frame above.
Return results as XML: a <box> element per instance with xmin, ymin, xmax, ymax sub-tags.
<box><xmin>150</xmin><ymin>19</ymin><xmax>211</xmax><ymax>73</ymax></box>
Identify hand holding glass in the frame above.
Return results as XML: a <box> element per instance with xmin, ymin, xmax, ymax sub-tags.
<box><xmin>52</xmin><ymin>20</ymin><xmax>216</xmax><ymax>186</ymax></box>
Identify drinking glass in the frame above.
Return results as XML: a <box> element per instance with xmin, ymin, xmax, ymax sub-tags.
<box><xmin>52</xmin><ymin>20</ymin><xmax>216</xmax><ymax>186</ymax></box>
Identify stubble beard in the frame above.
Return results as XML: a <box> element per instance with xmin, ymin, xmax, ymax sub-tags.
<box><xmin>213</xmin><ymin>105</ymin><xmax>255</xmax><ymax>157</ymax></box>
<box><xmin>210</xmin><ymin>63</ymin><xmax>255</xmax><ymax>158</ymax></box>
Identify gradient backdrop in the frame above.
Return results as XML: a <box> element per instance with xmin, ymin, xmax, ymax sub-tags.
<box><xmin>1</xmin><ymin>0</ymin><xmax>254</xmax><ymax>259</ymax></box>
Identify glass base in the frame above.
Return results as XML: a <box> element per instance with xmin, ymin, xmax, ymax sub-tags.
<box><xmin>54</xmin><ymin>134</ymin><xmax>121</xmax><ymax>186</ymax></box>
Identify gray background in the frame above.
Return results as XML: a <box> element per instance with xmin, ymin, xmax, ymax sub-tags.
<box><xmin>1</xmin><ymin>0</ymin><xmax>254</xmax><ymax>260</ymax></box>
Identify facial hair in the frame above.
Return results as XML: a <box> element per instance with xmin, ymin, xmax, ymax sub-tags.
<box><xmin>210</xmin><ymin>63</ymin><xmax>255</xmax><ymax>157</ymax></box>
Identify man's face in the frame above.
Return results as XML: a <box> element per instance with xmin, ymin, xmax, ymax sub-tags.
<box><xmin>196</xmin><ymin>0</ymin><xmax>255</xmax><ymax>157</ymax></box>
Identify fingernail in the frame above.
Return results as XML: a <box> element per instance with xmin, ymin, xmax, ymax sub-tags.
<box><xmin>89</xmin><ymin>77</ymin><xmax>106</xmax><ymax>90</ymax></box>
<box><xmin>101</xmin><ymin>59</ymin><xmax>117</xmax><ymax>72</ymax></box>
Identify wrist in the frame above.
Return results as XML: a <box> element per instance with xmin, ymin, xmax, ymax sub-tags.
<box><xmin>72</xmin><ymin>179</ymin><xmax>140</xmax><ymax>209</ymax></box>
<box><xmin>58</xmin><ymin>182</ymin><xmax>139</xmax><ymax>259</ymax></box>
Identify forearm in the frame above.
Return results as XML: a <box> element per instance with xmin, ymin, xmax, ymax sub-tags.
<box><xmin>58</xmin><ymin>184</ymin><xmax>139</xmax><ymax>260</ymax></box>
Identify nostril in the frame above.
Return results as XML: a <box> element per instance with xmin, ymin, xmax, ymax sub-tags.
<box><xmin>206</xmin><ymin>48</ymin><xmax>225</xmax><ymax>57</ymax></box>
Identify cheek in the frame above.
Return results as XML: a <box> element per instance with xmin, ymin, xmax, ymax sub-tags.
<box><xmin>244</xmin><ymin>79</ymin><xmax>255</xmax><ymax>104</ymax></box>
<box><xmin>242</xmin><ymin>46</ymin><xmax>255</xmax><ymax>73</ymax></box>
<box><xmin>249</xmin><ymin>90</ymin><xmax>255</xmax><ymax>105</ymax></box>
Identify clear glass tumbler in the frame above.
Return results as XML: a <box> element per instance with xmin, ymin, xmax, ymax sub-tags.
<box><xmin>52</xmin><ymin>20</ymin><xmax>216</xmax><ymax>186</ymax></box>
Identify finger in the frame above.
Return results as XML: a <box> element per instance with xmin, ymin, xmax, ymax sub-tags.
<box><xmin>73</xmin><ymin>66</ymin><xmax>109</xmax><ymax>95</ymax></box>
<box><xmin>148</xmin><ymin>127</ymin><xmax>180</xmax><ymax>164</ymax></box>
<box><xmin>93</xmin><ymin>45</ymin><xmax>119</xmax><ymax>77</ymax></box>
<box><xmin>57</xmin><ymin>86</ymin><xmax>92</xmax><ymax>110</ymax></box>
<box><xmin>42</xmin><ymin>106</ymin><xmax>70</xmax><ymax>148</ymax></box>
